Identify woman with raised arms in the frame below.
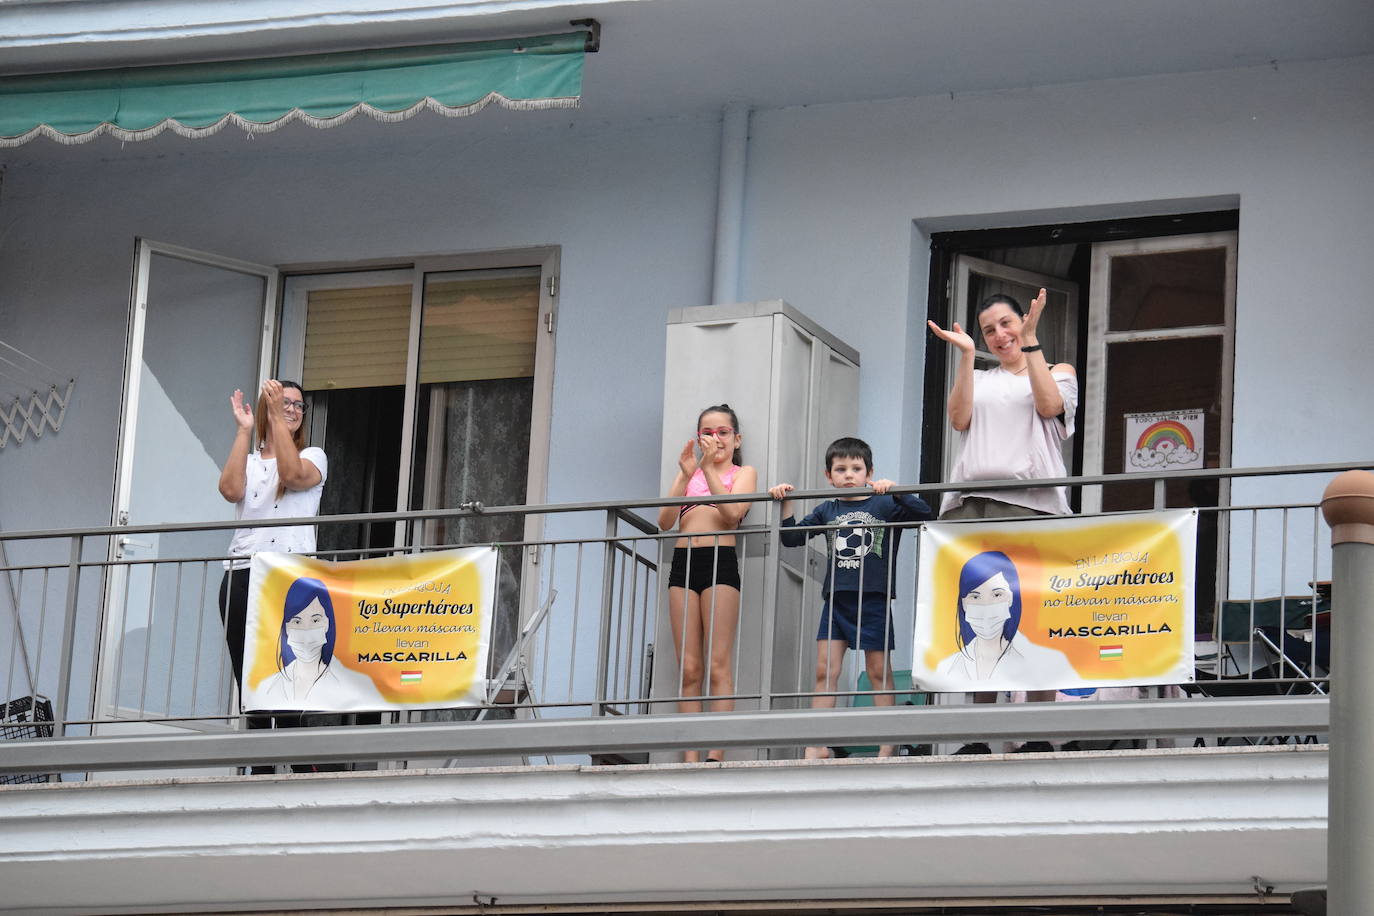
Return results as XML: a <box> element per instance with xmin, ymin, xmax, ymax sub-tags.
<box><xmin>928</xmin><ymin>290</ymin><xmax>1079</xmax><ymax>749</ymax></box>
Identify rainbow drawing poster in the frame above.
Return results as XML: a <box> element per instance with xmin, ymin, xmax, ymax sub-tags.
<box><xmin>1124</xmin><ymin>409</ymin><xmax>1204</xmax><ymax>473</ymax></box>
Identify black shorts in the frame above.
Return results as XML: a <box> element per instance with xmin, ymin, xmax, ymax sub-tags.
<box><xmin>667</xmin><ymin>545</ymin><xmax>741</xmax><ymax>593</ymax></box>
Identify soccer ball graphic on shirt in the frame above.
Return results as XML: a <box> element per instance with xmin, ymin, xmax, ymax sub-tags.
<box><xmin>833</xmin><ymin>527</ymin><xmax>874</xmax><ymax>565</ymax></box>
<box><xmin>831</xmin><ymin>511</ymin><xmax>883</xmax><ymax>569</ymax></box>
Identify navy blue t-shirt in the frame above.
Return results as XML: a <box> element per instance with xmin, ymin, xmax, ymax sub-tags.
<box><xmin>779</xmin><ymin>492</ymin><xmax>931</xmax><ymax>598</ymax></box>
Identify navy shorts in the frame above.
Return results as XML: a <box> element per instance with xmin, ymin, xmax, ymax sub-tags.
<box><xmin>817</xmin><ymin>591</ymin><xmax>894</xmax><ymax>651</ymax></box>
<box><xmin>667</xmin><ymin>545</ymin><xmax>741</xmax><ymax>593</ymax></box>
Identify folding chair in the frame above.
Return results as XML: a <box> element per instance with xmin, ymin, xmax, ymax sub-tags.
<box><xmin>1216</xmin><ymin>595</ymin><xmax>1329</xmax><ymax>693</ymax></box>
<box><xmin>1183</xmin><ymin>595</ymin><xmax>1329</xmax><ymax>744</ymax></box>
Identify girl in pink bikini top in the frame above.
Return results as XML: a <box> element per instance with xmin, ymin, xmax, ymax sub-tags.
<box><xmin>654</xmin><ymin>403</ymin><xmax>758</xmax><ymax>764</ymax></box>
<box><xmin>679</xmin><ymin>463</ymin><xmax>741</xmax><ymax>518</ymax></box>
<box><xmin>656</xmin><ymin>404</ymin><xmax>758</xmax><ymax>544</ymax></box>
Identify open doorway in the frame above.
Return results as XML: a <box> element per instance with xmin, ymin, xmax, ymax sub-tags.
<box><xmin>923</xmin><ymin>210</ymin><xmax>1238</xmax><ymax>630</ymax></box>
<box><xmin>313</xmin><ymin>386</ymin><xmax>405</xmax><ymax>558</ymax></box>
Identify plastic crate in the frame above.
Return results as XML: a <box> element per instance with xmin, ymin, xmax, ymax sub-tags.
<box><xmin>1</xmin><ymin>695</ymin><xmax>57</xmax><ymax>785</ymax></box>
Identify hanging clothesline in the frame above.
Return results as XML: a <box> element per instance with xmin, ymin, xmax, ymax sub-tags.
<box><xmin>0</xmin><ymin>339</ymin><xmax>73</xmax><ymax>449</ymax></box>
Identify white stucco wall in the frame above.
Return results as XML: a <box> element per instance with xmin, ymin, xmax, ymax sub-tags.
<box><xmin>2</xmin><ymin>54</ymin><xmax>1371</xmax><ymax>707</ymax></box>
<box><xmin>740</xmin><ymin>55</ymin><xmax>1374</xmax><ymax>493</ymax></box>
<box><xmin>737</xmin><ymin>54</ymin><xmax>1374</xmax><ymax>600</ymax></box>
<box><xmin>0</xmin><ymin>110</ymin><xmax>722</xmax><ymax>710</ymax></box>
<box><xmin>5</xmin><ymin>55</ymin><xmax>1371</xmax><ymax>542</ymax></box>
<box><xmin>0</xmin><ymin>110</ymin><xmax>720</xmax><ymax>533</ymax></box>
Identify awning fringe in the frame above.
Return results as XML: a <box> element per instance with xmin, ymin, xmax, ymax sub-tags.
<box><xmin>0</xmin><ymin>93</ymin><xmax>580</xmax><ymax>148</ymax></box>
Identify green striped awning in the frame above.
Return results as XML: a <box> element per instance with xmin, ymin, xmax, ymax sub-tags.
<box><xmin>0</xmin><ymin>32</ymin><xmax>584</xmax><ymax>147</ymax></box>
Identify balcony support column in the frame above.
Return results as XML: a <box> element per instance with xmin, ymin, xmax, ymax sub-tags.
<box><xmin>1320</xmin><ymin>470</ymin><xmax>1374</xmax><ymax>916</ymax></box>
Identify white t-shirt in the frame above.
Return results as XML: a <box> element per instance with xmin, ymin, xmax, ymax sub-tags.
<box><xmin>225</xmin><ymin>447</ymin><xmax>328</xmax><ymax>569</ymax></box>
<box><xmin>942</xmin><ymin>366</ymin><xmax>1078</xmax><ymax>516</ymax></box>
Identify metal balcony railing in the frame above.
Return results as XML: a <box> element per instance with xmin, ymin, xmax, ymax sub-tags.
<box><xmin>0</xmin><ymin>461</ymin><xmax>1361</xmax><ymax>778</ymax></box>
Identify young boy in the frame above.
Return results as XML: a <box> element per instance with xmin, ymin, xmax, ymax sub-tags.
<box><xmin>769</xmin><ymin>437</ymin><xmax>932</xmax><ymax>759</ymax></box>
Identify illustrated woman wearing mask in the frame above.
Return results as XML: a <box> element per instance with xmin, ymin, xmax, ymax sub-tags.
<box><xmin>249</xmin><ymin>576</ymin><xmax>382</xmax><ymax>709</ymax></box>
<box><xmin>935</xmin><ymin>551</ymin><xmax>1076</xmax><ymax>688</ymax></box>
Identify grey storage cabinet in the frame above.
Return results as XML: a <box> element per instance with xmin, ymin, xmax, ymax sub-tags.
<box><xmin>651</xmin><ymin>300</ymin><xmax>859</xmax><ymax>761</ymax></box>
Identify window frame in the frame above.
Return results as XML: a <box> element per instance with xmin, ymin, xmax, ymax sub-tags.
<box><xmin>277</xmin><ymin>247</ymin><xmax>559</xmax><ymax>627</ymax></box>
<box><xmin>1080</xmin><ymin>230</ymin><xmax>1237</xmax><ymax>513</ymax></box>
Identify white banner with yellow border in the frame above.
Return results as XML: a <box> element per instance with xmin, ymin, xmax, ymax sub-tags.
<box><xmin>242</xmin><ymin>546</ymin><xmax>497</xmax><ymax>712</ymax></box>
<box><xmin>913</xmin><ymin>510</ymin><xmax>1195</xmax><ymax>692</ymax></box>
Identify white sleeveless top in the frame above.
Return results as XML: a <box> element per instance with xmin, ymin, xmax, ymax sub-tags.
<box><xmin>942</xmin><ymin>366</ymin><xmax>1078</xmax><ymax>516</ymax></box>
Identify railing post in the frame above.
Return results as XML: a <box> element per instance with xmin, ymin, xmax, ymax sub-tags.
<box><xmin>593</xmin><ymin>509</ymin><xmax>617</xmax><ymax>716</ymax></box>
<box><xmin>1320</xmin><ymin>470</ymin><xmax>1374</xmax><ymax>915</ymax></box>
<box><xmin>757</xmin><ymin>496</ymin><xmax>781</xmax><ymax>718</ymax></box>
<box><xmin>55</xmin><ymin>534</ymin><xmax>84</xmax><ymax>738</ymax></box>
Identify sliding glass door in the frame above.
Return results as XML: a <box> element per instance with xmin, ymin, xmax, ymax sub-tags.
<box><xmin>279</xmin><ymin>249</ymin><xmax>558</xmax><ymax>666</ymax></box>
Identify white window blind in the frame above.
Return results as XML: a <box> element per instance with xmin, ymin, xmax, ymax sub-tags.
<box><xmin>418</xmin><ymin>270</ymin><xmax>540</xmax><ymax>384</ymax></box>
<box><xmin>300</xmin><ymin>270</ymin><xmax>539</xmax><ymax>391</ymax></box>
<box><xmin>302</xmin><ymin>284</ymin><xmax>412</xmax><ymax>390</ymax></box>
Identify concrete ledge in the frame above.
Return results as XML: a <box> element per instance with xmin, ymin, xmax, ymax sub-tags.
<box><xmin>0</xmin><ymin>746</ymin><xmax>1326</xmax><ymax>914</ymax></box>
<box><xmin>0</xmin><ymin>697</ymin><xmax>1330</xmax><ymax>775</ymax></box>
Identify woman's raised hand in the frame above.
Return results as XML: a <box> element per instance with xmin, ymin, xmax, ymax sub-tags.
<box><xmin>1021</xmin><ymin>288</ymin><xmax>1048</xmax><ymax>343</ymax></box>
<box><xmin>261</xmin><ymin>379</ymin><xmax>285</xmax><ymax>419</ymax></box>
<box><xmin>678</xmin><ymin>439</ymin><xmax>700</xmax><ymax>478</ymax></box>
<box><xmin>229</xmin><ymin>389</ymin><xmax>254</xmax><ymax>430</ymax></box>
<box><xmin>927</xmin><ymin>319</ymin><xmax>975</xmax><ymax>354</ymax></box>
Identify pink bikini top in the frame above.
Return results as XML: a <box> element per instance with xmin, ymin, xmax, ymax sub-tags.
<box><xmin>680</xmin><ymin>465</ymin><xmax>740</xmax><ymax>517</ymax></box>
